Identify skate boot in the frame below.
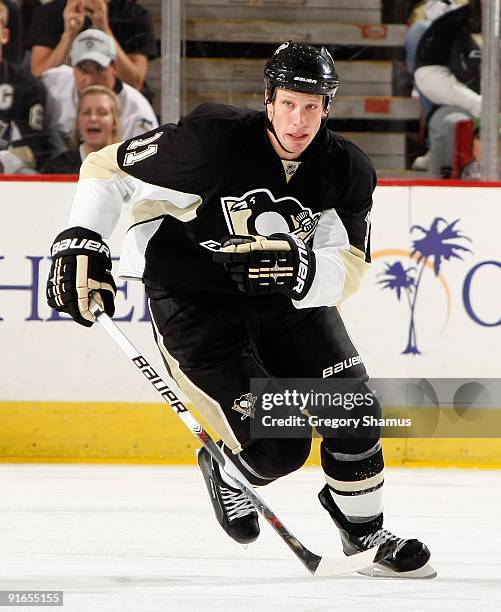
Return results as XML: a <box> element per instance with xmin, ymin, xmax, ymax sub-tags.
<box><xmin>198</xmin><ymin>447</ymin><xmax>260</xmax><ymax>545</ymax></box>
<box><xmin>318</xmin><ymin>485</ymin><xmax>436</xmax><ymax>578</ymax></box>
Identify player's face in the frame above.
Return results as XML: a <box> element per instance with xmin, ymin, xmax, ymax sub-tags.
<box><xmin>266</xmin><ymin>88</ymin><xmax>325</xmax><ymax>160</ymax></box>
<box><xmin>74</xmin><ymin>60</ymin><xmax>116</xmax><ymax>91</ymax></box>
<box><xmin>78</xmin><ymin>93</ymin><xmax>117</xmax><ymax>148</ymax></box>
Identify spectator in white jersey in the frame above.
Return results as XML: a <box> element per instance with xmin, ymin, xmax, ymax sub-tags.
<box><xmin>41</xmin><ymin>28</ymin><xmax>158</xmax><ymax>145</ymax></box>
<box><xmin>42</xmin><ymin>84</ymin><xmax>120</xmax><ymax>173</ymax></box>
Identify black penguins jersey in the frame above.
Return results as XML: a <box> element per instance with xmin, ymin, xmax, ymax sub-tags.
<box><xmin>69</xmin><ymin>103</ymin><xmax>376</xmax><ymax>307</ymax></box>
<box><xmin>0</xmin><ymin>60</ymin><xmax>48</xmax><ymax>171</ymax></box>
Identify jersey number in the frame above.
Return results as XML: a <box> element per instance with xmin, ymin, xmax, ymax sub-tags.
<box><xmin>123</xmin><ymin>131</ymin><xmax>163</xmax><ymax>166</ymax></box>
<box><xmin>0</xmin><ymin>84</ymin><xmax>14</xmax><ymax>111</ymax></box>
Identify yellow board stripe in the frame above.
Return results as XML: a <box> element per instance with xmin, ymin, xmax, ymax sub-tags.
<box><xmin>0</xmin><ymin>402</ymin><xmax>500</xmax><ymax>467</ymax></box>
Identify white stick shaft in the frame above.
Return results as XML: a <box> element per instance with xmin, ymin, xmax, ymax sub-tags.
<box><xmin>95</xmin><ymin>309</ymin><xmax>202</xmax><ymax>433</ymax></box>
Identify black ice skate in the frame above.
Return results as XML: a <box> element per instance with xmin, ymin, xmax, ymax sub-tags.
<box><xmin>198</xmin><ymin>447</ymin><xmax>260</xmax><ymax>545</ymax></box>
<box><xmin>318</xmin><ymin>485</ymin><xmax>436</xmax><ymax>578</ymax></box>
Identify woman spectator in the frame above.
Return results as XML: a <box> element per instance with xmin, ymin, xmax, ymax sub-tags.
<box><xmin>41</xmin><ymin>84</ymin><xmax>120</xmax><ymax>173</ymax></box>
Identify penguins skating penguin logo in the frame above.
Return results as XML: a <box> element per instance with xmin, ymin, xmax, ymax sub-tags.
<box><xmin>221</xmin><ymin>188</ymin><xmax>320</xmax><ymax>243</ymax></box>
<box><xmin>231</xmin><ymin>393</ymin><xmax>257</xmax><ymax>420</ymax></box>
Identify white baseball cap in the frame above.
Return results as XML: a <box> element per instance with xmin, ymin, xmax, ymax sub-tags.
<box><xmin>70</xmin><ymin>29</ymin><xmax>116</xmax><ymax>68</ymax></box>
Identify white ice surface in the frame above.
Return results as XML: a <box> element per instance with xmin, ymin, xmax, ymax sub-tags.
<box><xmin>0</xmin><ymin>465</ymin><xmax>499</xmax><ymax>612</ymax></box>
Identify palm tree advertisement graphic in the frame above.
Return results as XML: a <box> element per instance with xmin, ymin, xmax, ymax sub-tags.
<box><xmin>377</xmin><ymin>217</ymin><xmax>472</xmax><ymax>355</ymax></box>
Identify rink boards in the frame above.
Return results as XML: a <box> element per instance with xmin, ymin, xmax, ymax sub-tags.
<box><xmin>0</xmin><ymin>177</ymin><xmax>500</xmax><ymax>466</ymax></box>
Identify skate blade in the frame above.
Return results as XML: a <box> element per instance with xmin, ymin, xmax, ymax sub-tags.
<box><xmin>357</xmin><ymin>563</ymin><xmax>437</xmax><ymax>579</ymax></box>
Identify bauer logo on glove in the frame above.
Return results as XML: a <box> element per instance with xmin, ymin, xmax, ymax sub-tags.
<box><xmin>46</xmin><ymin>226</ymin><xmax>116</xmax><ymax>327</ymax></box>
<box><xmin>51</xmin><ymin>237</ymin><xmax>111</xmax><ymax>258</ymax></box>
<box><xmin>213</xmin><ymin>233</ymin><xmax>316</xmax><ymax>300</ymax></box>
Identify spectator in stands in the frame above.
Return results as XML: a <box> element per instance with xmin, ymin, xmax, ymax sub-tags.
<box><xmin>406</xmin><ymin>1</ymin><xmax>466</xmax><ymax>80</ymax></box>
<box><xmin>460</xmin><ymin>119</ymin><xmax>481</xmax><ymax>180</ymax></box>
<box><xmin>26</xmin><ymin>0</ymin><xmax>157</xmax><ymax>90</ymax></box>
<box><xmin>3</xmin><ymin>0</ymin><xmax>22</xmax><ymax>63</ymax></box>
<box><xmin>459</xmin><ymin>118</ymin><xmax>501</xmax><ymax>181</ymax></box>
<box><xmin>42</xmin><ymin>84</ymin><xmax>120</xmax><ymax>173</ymax></box>
<box><xmin>405</xmin><ymin>0</ymin><xmax>465</xmax><ymax>172</ymax></box>
<box><xmin>414</xmin><ymin>0</ymin><xmax>482</xmax><ymax>177</ymax></box>
<box><xmin>41</xmin><ymin>29</ymin><xmax>158</xmax><ymax>144</ymax></box>
<box><xmin>0</xmin><ymin>0</ymin><xmax>51</xmax><ymax>173</ymax></box>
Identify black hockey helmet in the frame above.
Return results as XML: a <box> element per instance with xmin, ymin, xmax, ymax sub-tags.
<box><xmin>264</xmin><ymin>41</ymin><xmax>339</xmax><ymax>111</ymax></box>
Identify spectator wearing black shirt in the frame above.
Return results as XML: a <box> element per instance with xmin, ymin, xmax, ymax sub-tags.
<box><xmin>414</xmin><ymin>1</ymin><xmax>482</xmax><ymax>177</ymax></box>
<box><xmin>405</xmin><ymin>2</ymin><xmax>464</xmax><ymax>155</ymax></box>
<box><xmin>3</xmin><ymin>0</ymin><xmax>22</xmax><ymax>63</ymax></box>
<box><xmin>42</xmin><ymin>84</ymin><xmax>120</xmax><ymax>173</ymax></box>
<box><xmin>0</xmin><ymin>0</ymin><xmax>50</xmax><ymax>173</ymax></box>
<box><xmin>26</xmin><ymin>0</ymin><xmax>157</xmax><ymax>90</ymax></box>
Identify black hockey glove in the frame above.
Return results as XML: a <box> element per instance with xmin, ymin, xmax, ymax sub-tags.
<box><xmin>213</xmin><ymin>233</ymin><xmax>316</xmax><ymax>300</ymax></box>
<box><xmin>46</xmin><ymin>227</ymin><xmax>116</xmax><ymax>327</ymax></box>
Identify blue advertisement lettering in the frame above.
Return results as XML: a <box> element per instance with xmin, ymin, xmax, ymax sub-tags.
<box><xmin>0</xmin><ymin>255</ymin><xmax>150</xmax><ymax>323</ymax></box>
<box><xmin>463</xmin><ymin>260</ymin><xmax>501</xmax><ymax>327</ymax></box>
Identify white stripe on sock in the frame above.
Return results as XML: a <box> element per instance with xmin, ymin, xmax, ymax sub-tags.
<box><xmin>330</xmin><ymin>487</ymin><xmax>383</xmax><ymax>519</ymax></box>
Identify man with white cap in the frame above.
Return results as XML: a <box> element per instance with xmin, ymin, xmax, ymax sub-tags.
<box><xmin>41</xmin><ymin>29</ymin><xmax>158</xmax><ymax>144</ymax></box>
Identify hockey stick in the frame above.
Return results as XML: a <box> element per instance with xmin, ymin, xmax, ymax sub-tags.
<box><xmin>91</xmin><ymin>299</ymin><xmax>391</xmax><ymax>577</ymax></box>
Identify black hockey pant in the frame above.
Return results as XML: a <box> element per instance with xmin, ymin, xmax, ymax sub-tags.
<box><xmin>148</xmin><ymin>294</ymin><xmax>384</xmax><ymax>491</ymax></box>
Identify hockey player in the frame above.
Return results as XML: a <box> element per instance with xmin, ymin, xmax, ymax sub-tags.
<box><xmin>46</xmin><ymin>41</ymin><xmax>434</xmax><ymax>578</ymax></box>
